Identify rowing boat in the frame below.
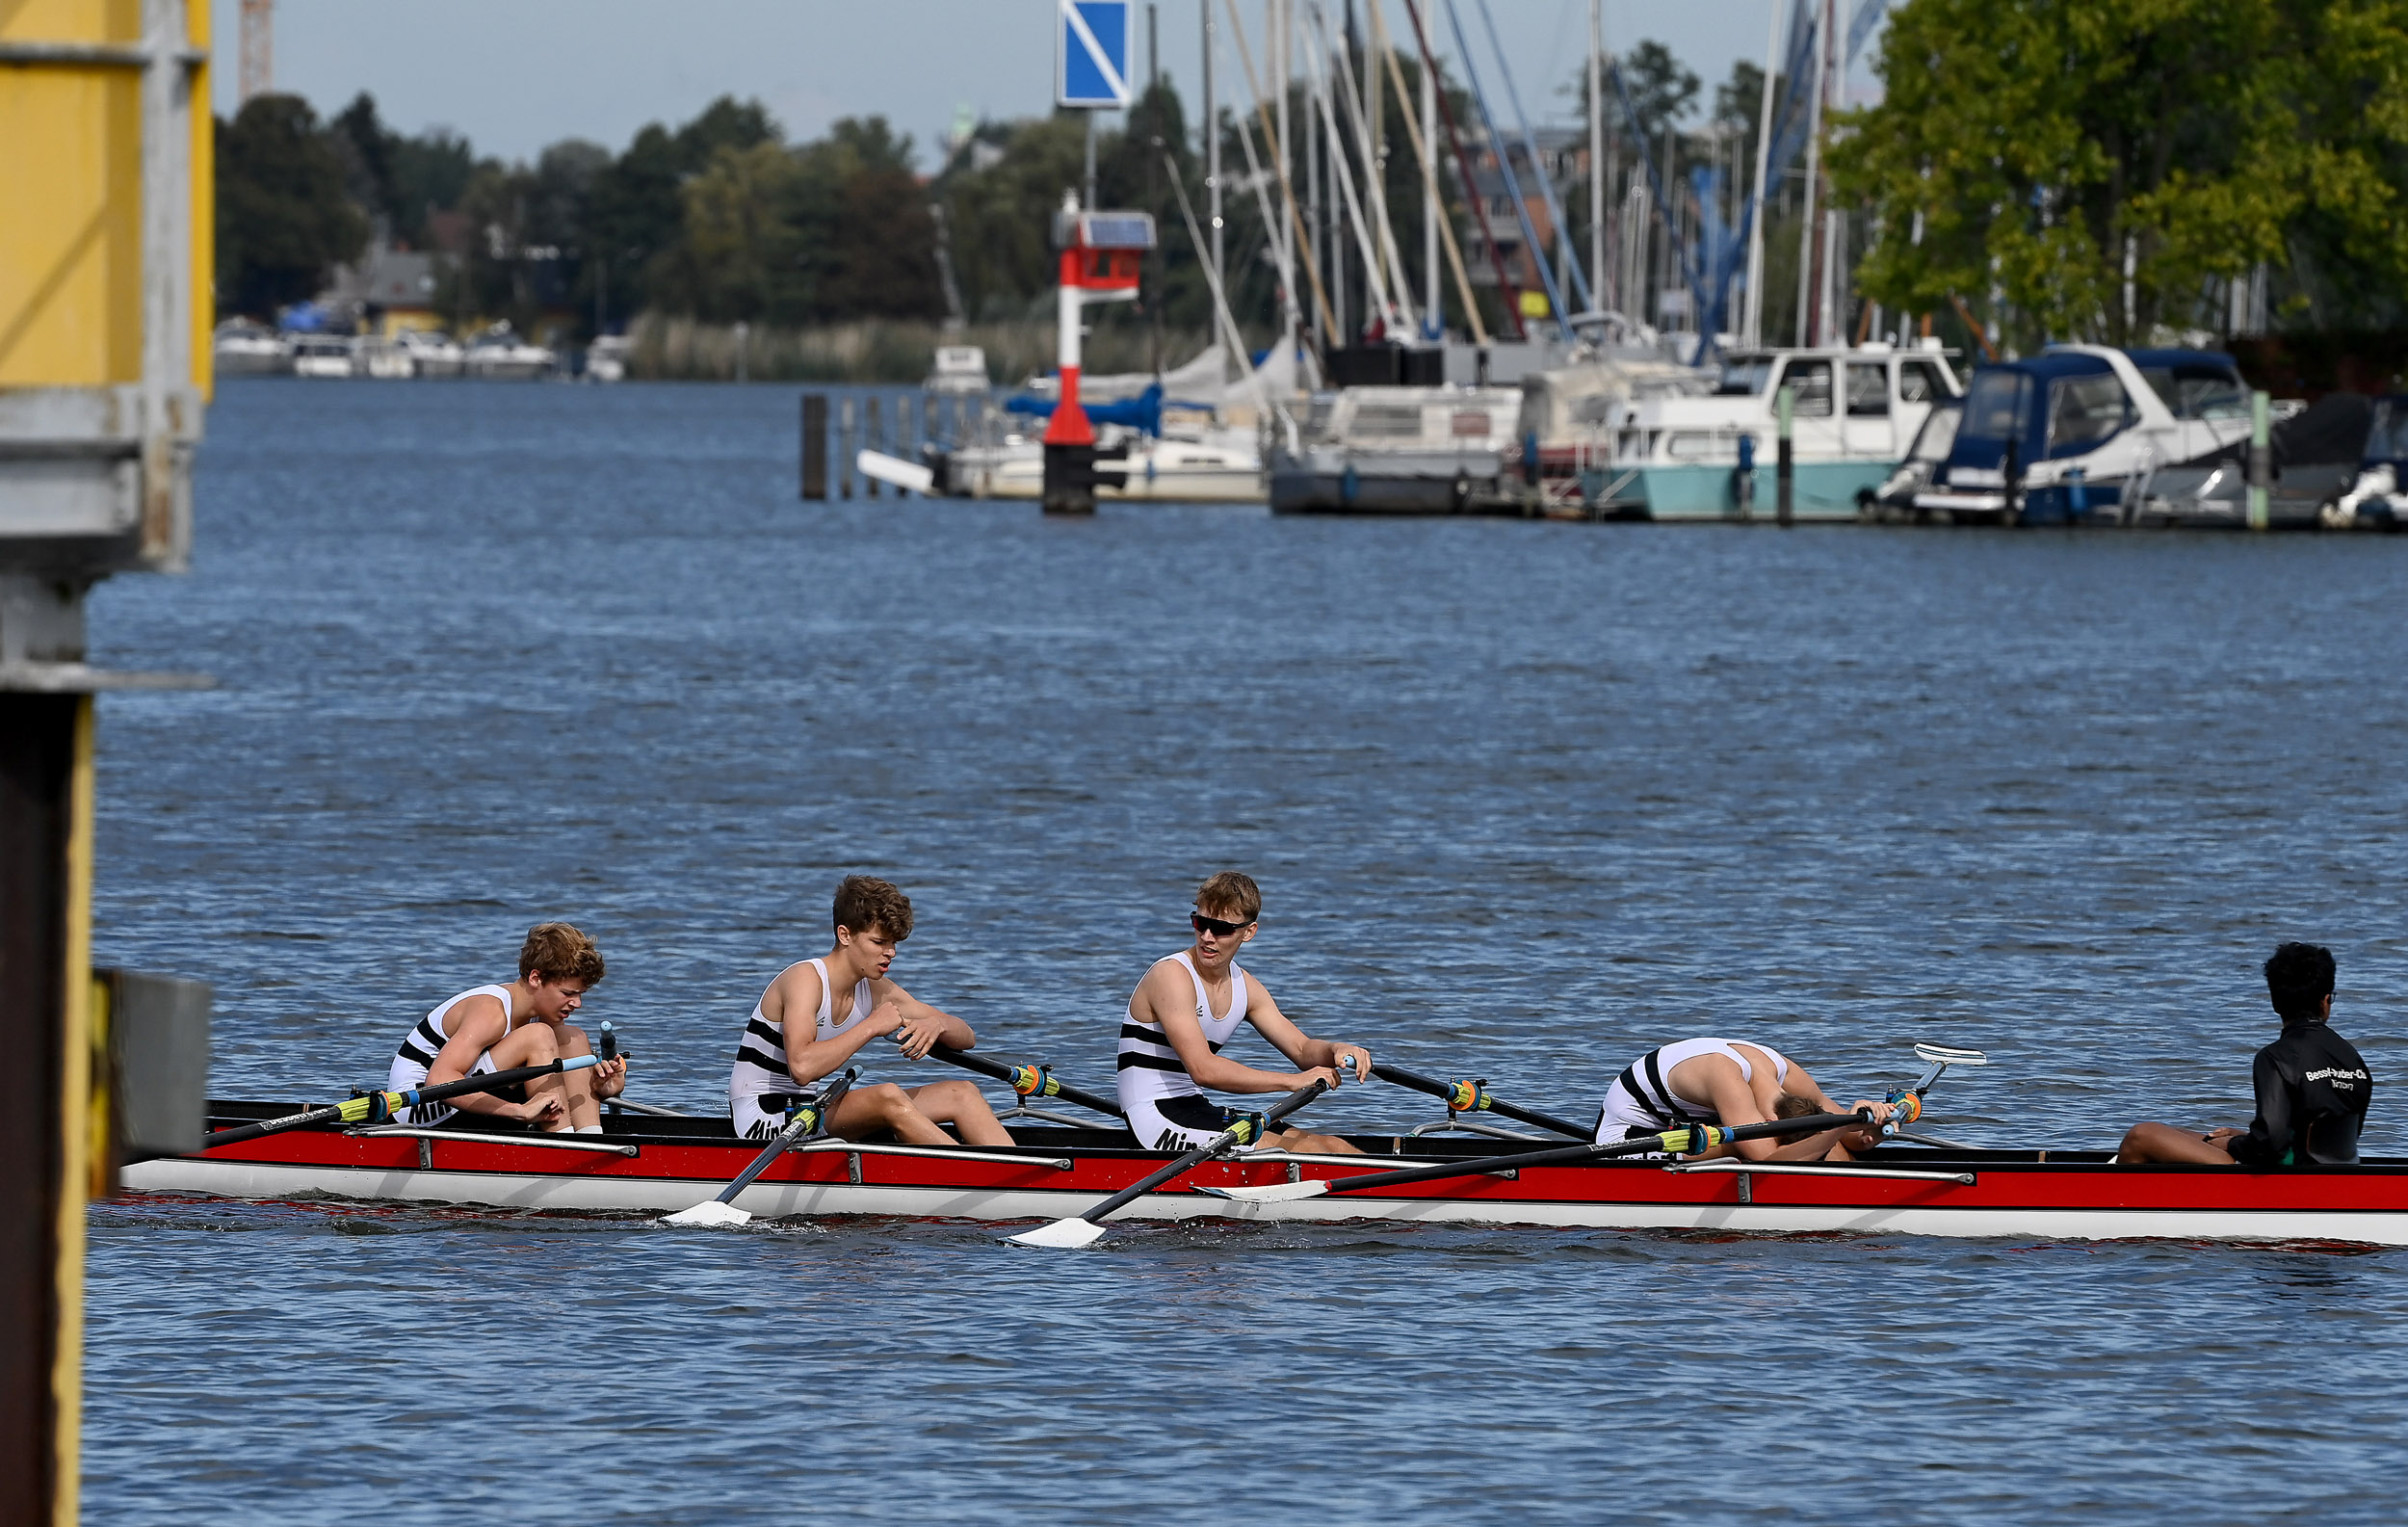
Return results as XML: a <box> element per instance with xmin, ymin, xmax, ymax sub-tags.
<box><xmin>120</xmin><ymin>1100</ymin><xmax>2408</xmax><ymax>1245</ymax></box>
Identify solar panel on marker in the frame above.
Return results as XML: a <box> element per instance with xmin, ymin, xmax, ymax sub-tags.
<box><xmin>1058</xmin><ymin>0</ymin><xmax>1133</xmax><ymax>108</ymax></box>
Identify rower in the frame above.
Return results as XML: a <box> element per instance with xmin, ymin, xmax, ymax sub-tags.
<box><xmin>727</xmin><ymin>876</ymin><xmax>1014</xmax><ymax>1145</ymax></box>
<box><xmin>1117</xmin><ymin>871</ymin><xmax>1370</xmax><ymax>1155</ymax></box>
<box><xmin>2117</xmin><ymin>942</ymin><xmax>2372</xmax><ymax>1167</ymax></box>
<box><xmin>388</xmin><ymin>922</ymin><xmax>627</xmax><ymax>1132</ymax></box>
<box><xmin>1594</xmin><ymin>1038</ymin><xmax>1893</xmax><ymax>1160</ymax></box>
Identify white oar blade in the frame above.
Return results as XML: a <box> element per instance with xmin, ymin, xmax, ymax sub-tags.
<box><xmin>1006</xmin><ymin>1217</ymin><xmax>1108</xmax><ymax>1250</ymax></box>
<box><xmin>663</xmin><ymin>1199</ymin><xmax>753</xmax><ymax>1228</ymax></box>
<box><xmin>1210</xmin><ymin>1180</ymin><xmax>1331</xmax><ymax>1204</ymax></box>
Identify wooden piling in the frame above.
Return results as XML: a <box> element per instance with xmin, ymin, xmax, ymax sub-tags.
<box><xmin>800</xmin><ymin>394</ymin><xmax>828</xmax><ymax>500</ymax></box>
<box><xmin>865</xmin><ymin>396</ymin><xmax>882</xmax><ymax>498</ymax></box>
<box><xmin>838</xmin><ymin>397</ymin><xmax>855</xmax><ymax>499</ymax></box>
<box><xmin>1775</xmin><ymin>385</ymin><xmax>1794</xmax><ymax>527</ymax></box>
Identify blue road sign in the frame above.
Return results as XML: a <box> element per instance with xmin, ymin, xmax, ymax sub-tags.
<box><xmin>1058</xmin><ymin>0</ymin><xmax>1133</xmax><ymax>108</ymax></box>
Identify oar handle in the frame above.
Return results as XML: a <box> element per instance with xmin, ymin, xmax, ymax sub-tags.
<box><xmin>918</xmin><ymin>1041</ymin><xmax>1125</xmax><ymax>1120</ymax></box>
<box><xmin>1077</xmin><ymin>1078</ymin><xmax>1332</xmax><ymax>1226</ymax></box>
<box><xmin>1315</xmin><ymin>1107</ymin><xmax>1875</xmax><ymax>1197</ymax></box>
<box><xmin>197</xmin><ymin>1056</ymin><xmax>603</xmax><ymax>1149</ymax></box>
<box><xmin>1371</xmin><ymin>1063</ymin><xmax>1592</xmax><ymax>1141</ymax></box>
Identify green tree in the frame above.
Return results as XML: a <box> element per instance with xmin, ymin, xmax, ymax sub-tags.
<box><xmin>216</xmin><ymin>93</ymin><xmax>369</xmax><ymax>317</ymax></box>
<box><xmin>1829</xmin><ymin>0</ymin><xmax>2408</xmax><ymax>345</ymax></box>
<box><xmin>798</xmin><ymin>118</ymin><xmax>943</xmax><ymax>322</ymax></box>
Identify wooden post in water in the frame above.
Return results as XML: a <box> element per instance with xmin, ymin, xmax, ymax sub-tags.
<box><xmin>1775</xmin><ymin>385</ymin><xmax>1794</xmax><ymax>527</ymax></box>
<box><xmin>877</xmin><ymin>397</ymin><xmax>896</xmax><ymax>498</ymax></box>
<box><xmin>838</xmin><ymin>397</ymin><xmax>855</xmax><ymax>499</ymax></box>
<box><xmin>800</xmin><ymin>394</ymin><xmax>828</xmax><ymax>500</ymax></box>
<box><xmin>2247</xmin><ymin>390</ymin><xmax>2271</xmax><ymax>532</ymax></box>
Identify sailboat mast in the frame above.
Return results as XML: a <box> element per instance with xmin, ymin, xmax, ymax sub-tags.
<box><xmin>1205</xmin><ymin>0</ymin><xmax>1223</xmax><ymax>303</ymax></box>
<box><xmin>1742</xmin><ymin>0</ymin><xmax>1778</xmax><ymax>348</ymax></box>
<box><xmin>1422</xmin><ymin>27</ymin><xmax>1439</xmax><ymax>336</ymax></box>
<box><xmin>1587</xmin><ymin>0</ymin><xmax>1603</xmax><ymax>321</ymax></box>
<box><xmin>1793</xmin><ymin>0</ymin><xmax>1826</xmax><ymax>346</ymax></box>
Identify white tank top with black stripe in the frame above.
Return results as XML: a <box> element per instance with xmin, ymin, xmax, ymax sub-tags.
<box><xmin>1117</xmin><ymin>952</ymin><xmax>1249</xmax><ymax>1111</ymax></box>
<box><xmin>386</xmin><ymin>984</ymin><xmax>516</xmax><ymax>1126</ymax></box>
<box><xmin>1597</xmin><ymin>1037</ymin><xmax>1793</xmax><ymax>1140</ymax></box>
<box><xmin>728</xmin><ymin>958</ymin><xmax>875</xmax><ymax>1118</ymax></box>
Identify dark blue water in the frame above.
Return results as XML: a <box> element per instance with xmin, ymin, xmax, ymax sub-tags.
<box><xmin>84</xmin><ymin>379</ymin><xmax>2408</xmax><ymax>1523</ymax></box>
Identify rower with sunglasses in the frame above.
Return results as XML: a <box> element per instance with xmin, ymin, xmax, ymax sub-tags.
<box><xmin>1116</xmin><ymin>871</ymin><xmax>1370</xmax><ymax>1155</ymax></box>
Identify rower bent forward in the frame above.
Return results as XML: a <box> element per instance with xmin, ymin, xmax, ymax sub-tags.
<box><xmin>1595</xmin><ymin>1037</ymin><xmax>1891</xmax><ymax>1160</ymax></box>
<box><xmin>387</xmin><ymin>922</ymin><xmax>627</xmax><ymax>1132</ymax></box>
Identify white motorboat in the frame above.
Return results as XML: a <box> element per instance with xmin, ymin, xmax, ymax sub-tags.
<box><xmin>211</xmin><ymin>318</ymin><xmax>291</xmax><ymax>377</ymax></box>
<box><xmin>924</xmin><ymin>344</ymin><xmax>988</xmax><ymax>395</ymax></box>
<box><xmin>1915</xmin><ymin>346</ymin><xmax>2252</xmax><ymax>524</ymax></box>
<box><xmin>1267</xmin><ymin>385</ymin><xmax>1525</xmax><ymax>514</ymax></box>
<box><xmin>585</xmin><ymin>334</ymin><xmax>631</xmax><ymax>383</ymax></box>
<box><xmin>460</xmin><ymin>323</ymin><xmax>556</xmax><ymax>381</ymax></box>
<box><xmin>397</xmin><ymin>329</ymin><xmax>464</xmax><ymax>379</ymax></box>
<box><xmin>1587</xmin><ymin>343</ymin><xmax>1964</xmax><ymax>520</ymax></box>
<box><xmin>289</xmin><ymin>333</ymin><xmax>358</xmax><ymax>380</ymax></box>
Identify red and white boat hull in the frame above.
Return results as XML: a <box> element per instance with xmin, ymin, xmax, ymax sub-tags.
<box><xmin>119</xmin><ymin>1110</ymin><xmax>2408</xmax><ymax>1246</ymax></box>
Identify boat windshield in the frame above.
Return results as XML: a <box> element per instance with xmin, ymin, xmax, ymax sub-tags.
<box><xmin>1908</xmin><ymin>404</ymin><xmax>1961</xmax><ymax>463</ymax></box>
<box><xmin>2046</xmin><ymin>374</ymin><xmax>2133</xmax><ymax>456</ymax></box>
<box><xmin>1715</xmin><ymin>357</ymin><xmax>1774</xmax><ymax>396</ymax></box>
<box><xmin>1960</xmin><ymin>370</ymin><xmax>2028</xmax><ymax>443</ymax></box>
<box><xmin>2368</xmin><ymin>400</ymin><xmax>2408</xmax><ymax>461</ymax></box>
<box><xmin>2138</xmin><ymin>364</ymin><xmax>2250</xmax><ymax>421</ymax></box>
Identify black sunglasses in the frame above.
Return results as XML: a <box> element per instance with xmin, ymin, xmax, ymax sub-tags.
<box><xmin>1191</xmin><ymin>911</ymin><xmax>1255</xmax><ymax>937</ymax></box>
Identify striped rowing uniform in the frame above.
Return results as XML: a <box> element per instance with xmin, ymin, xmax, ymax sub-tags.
<box><xmin>385</xmin><ymin>984</ymin><xmax>517</xmax><ymax>1126</ymax></box>
<box><xmin>728</xmin><ymin>958</ymin><xmax>874</xmax><ymax>1140</ymax></box>
<box><xmin>1118</xmin><ymin>952</ymin><xmax>1262</xmax><ymax>1153</ymax></box>
<box><xmin>1594</xmin><ymin>1038</ymin><xmax>1793</xmax><ymax>1145</ymax></box>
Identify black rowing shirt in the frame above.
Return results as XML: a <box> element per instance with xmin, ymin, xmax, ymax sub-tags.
<box><xmin>2230</xmin><ymin>1019</ymin><xmax>2371</xmax><ymax>1168</ymax></box>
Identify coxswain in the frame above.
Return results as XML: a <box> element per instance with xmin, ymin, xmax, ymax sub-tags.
<box><xmin>726</xmin><ymin>876</ymin><xmax>1014</xmax><ymax>1145</ymax></box>
<box><xmin>388</xmin><ymin>921</ymin><xmax>627</xmax><ymax>1131</ymax></box>
<box><xmin>1117</xmin><ymin>871</ymin><xmax>1369</xmax><ymax>1155</ymax></box>
<box><xmin>2117</xmin><ymin>942</ymin><xmax>2372</xmax><ymax>1167</ymax></box>
<box><xmin>1594</xmin><ymin>1038</ymin><xmax>1893</xmax><ymax>1160</ymax></box>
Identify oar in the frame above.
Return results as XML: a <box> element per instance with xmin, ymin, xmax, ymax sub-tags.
<box><xmin>1007</xmin><ymin>1078</ymin><xmax>1332</xmax><ymax>1250</ymax></box>
<box><xmin>1372</xmin><ymin>1063</ymin><xmax>1591</xmax><ymax>1141</ymax></box>
<box><xmin>662</xmin><ymin>1069</ymin><xmax>857</xmax><ymax>1228</ymax></box>
<box><xmin>911</xmin><ymin>1039</ymin><xmax>1125</xmax><ymax>1120</ymax></box>
<box><xmin>196</xmin><ymin>1056</ymin><xmax>605</xmax><ymax>1148</ymax></box>
<box><xmin>1214</xmin><ymin>1107</ymin><xmax>1882</xmax><ymax>1204</ymax></box>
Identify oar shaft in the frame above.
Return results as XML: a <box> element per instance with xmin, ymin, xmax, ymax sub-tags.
<box><xmin>713</xmin><ymin>1071</ymin><xmax>856</xmax><ymax>1204</ymax></box>
<box><xmin>1317</xmin><ymin>1109</ymin><xmax>1871</xmax><ymax>1196</ymax></box>
<box><xmin>922</xmin><ymin>1043</ymin><xmax>1124</xmax><ymax>1120</ymax></box>
<box><xmin>199</xmin><ymin>1056</ymin><xmax>602</xmax><ymax>1148</ymax></box>
<box><xmin>1372</xmin><ymin>1064</ymin><xmax>1592</xmax><ymax>1141</ymax></box>
<box><xmin>1077</xmin><ymin>1079</ymin><xmax>1330</xmax><ymax>1225</ymax></box>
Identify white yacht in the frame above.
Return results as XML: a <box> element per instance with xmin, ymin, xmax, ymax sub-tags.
<box><xmin>461</xmin><ymin>323</ymin><xmax>556</xmax><ymax>381</ymax></box>
<box><xmin>212</xmin><ymin>319</ymin><xmax>292</xmax><ymax>377</ymax></box>
<box><xmin>1917</xmin><ymin>346</ymin><xmax>2253</xmax><ymax>524</ymax></box>
<box><xmin>584</xmin><ymin>334</ymin><xmax>631</xmax><ymax>383</ymax></box>
<box><xmin>1268</xmin><ymin>385</ymin><xmax>1525</xmax><ymax>513</ymax></box>
<box><xmin>1588</xmin><ymin>343</ymin><xmax>1964</xmax><ymax>520</ymax></box>
<box><xmin>398</xmin><ymin>329</ymin><xmax>464</xmax><ymax>379</ymax></box>
<box><xmin>289</xmin><ymin>333</ymin><xmax>359</xmax><ymax>379</ymax></box>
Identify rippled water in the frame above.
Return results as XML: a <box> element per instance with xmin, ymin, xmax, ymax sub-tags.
<box><xmin>84</xmin><ymin>380</ymin><xmax>2408</xmax><ymax>1522</ymax></box>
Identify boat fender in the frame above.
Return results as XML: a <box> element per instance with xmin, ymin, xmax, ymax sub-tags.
<box><xmin>1451</xmin><ymin>470</ymin><xmax>1471</xmax><ymax>511</ymax></box>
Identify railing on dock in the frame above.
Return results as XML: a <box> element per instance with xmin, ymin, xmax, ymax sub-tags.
<box><xmin>799</xmin><ymin>386</ymin><xmax>996</xmax><ymax>501</ymax></box>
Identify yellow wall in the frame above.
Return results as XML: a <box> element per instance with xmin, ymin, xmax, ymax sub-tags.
<box><xmin>0</xmin><ymin>0</ymin><xmax>212</xmax><ymax>396</ymax></box>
